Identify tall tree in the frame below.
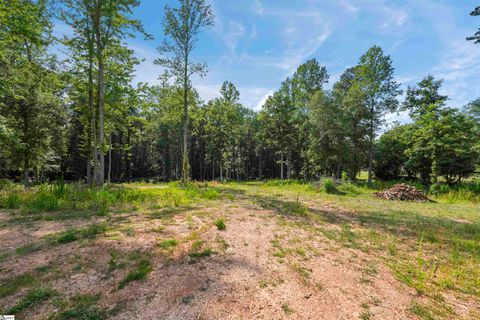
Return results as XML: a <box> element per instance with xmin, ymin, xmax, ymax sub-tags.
<box><xmin>356</xmin><ymin>46</ymin><xmax>401</xmax><ymax>183</ymax></box>
<box><xmin>467</xmin><ymin>6</ymin><xmax>480</xmax><ymax>44</ymax></box>
<box><xmin>155</xmin><ymin>0</ymin><xmax>214</xmax><ymax>183</ymax></box>
<box><xmin>79</xmin><ymin>0</ymin><xmax>148</xmax><ymax>185</ymax></box>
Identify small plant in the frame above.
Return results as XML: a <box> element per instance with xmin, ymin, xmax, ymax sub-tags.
<box><xmin>214</xmin><ymin>217</ymin><xmax>226</xmax><ymax>230</ymax></box>
<box><xmin>281</xmin><ymin>303</ymin><xmax>293</xmax><ymax>315</ymax></box>
<box><xmin>323</xmin><ymin>178</ymin><xmax>337</xmax><ymax>194</ymax></box>
<box><xmin>16</xmin><ymin>242</ymin><xmax>43</xmax><ymax>255</ymax></box>
<box><xmin>189</xmin><ymin>248</ymin><xmax>215</xmax><ymax>261</ymax></box>
<box><xmin>46</xmin><ymin>224</ymin><xmax>106</xmax><ymax>245</ymax></box>
<box><xmin>158</xmin><ymin>238</ymin><xmax>179</xmax><ymax>250</ymax></box>
<box><xmin>0</xmin><ymin>273</ymin><xmax>35</xmax><ymax>298</ymax></box>
<box><xmin>341</xmin><ymin>171</ymin><xmax>348</xmax><ymax>183</ymax></box>
<box><xmin>118</xmin><ymin>260</ymin><xmax>152</xmax><ymax>289</ymax></box>
<box><xmin>7</xmin><ymin>287</ymin><xmax>57</xmax><ymax>314</ymax></box>
<box><xmin>54</xmin><ymin>294</ymin><xmax>106</xmax><ymax>320</ymax></box>
<box><xmin>2</xmin><ymin>193</ymin><xmax>21</xmax><ymax>209</ymax></box>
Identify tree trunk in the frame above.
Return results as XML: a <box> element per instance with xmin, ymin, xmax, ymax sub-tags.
<box><xmin>107</xmin><ymin>132</ymin><xmax>112</xmax><ymax>184</ymax></box>
<box><xmin>220</xmin><ymin>163</ymin><xmax>223</xmax><ymax>181</ymax></box>
<box><xmin>181</xmin><ymin>51</ymin><xmax>190</xmax><ymax>183</ymax></box>
<box><xmin>287</xmin><ymin>149</ymin><xmax>292</xmax><ymax>179</ymax></box>
<box><xmin>86</xmin><ymin>37</ymin><xmax>94</xmax><ymax>185</ymax></box>
<box><xmin>280</xmin><ymin>152</ymin><xmax>284</xmax><ymax>180</ymax></box>
<box><xmin>94</xmin><ymin>5</ymin><xmax>104</xmax><ymax>186</ymax></box>
<box><xmin>367</xmin><ymin>135</ymin><xmax>373</xmax><ymax>184</ymax></box>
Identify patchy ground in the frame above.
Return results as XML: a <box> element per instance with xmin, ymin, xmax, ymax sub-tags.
<box><xmin>0</xmin><ymin>182</ymin><xmax>479</xmax><ymax>319</ymax></box>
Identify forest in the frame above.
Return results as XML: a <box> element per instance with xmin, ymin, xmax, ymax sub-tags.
<box><xmin>1</xmin><ymin>0</ymin><xmax>478</xmax><ymax>187</ymax></box>
<box><xmin>1</xmin><ymin>1</ymin><xmax>480</xmax><ymax>320</ymax></box>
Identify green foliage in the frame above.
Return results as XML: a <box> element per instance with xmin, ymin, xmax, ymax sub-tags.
<box><xmin>158</xmin><ymin>239</ymin><xmax>179</xmax><ymax>249</ymax></box>
<box><xmin>0</xmin><ymin>272</ymin><xmax>35</xmax><ymax>297</ymax></box>
<box><xmin>53</xmin><ymin>294</ymin><xmax>106</xmax><ymax>320</ymax></box>
<box><xmin>118</xmin><ymin>260</ymin><xmax>152</xmax><ymax>289</ymax></box>
<box><xmin>46</xmin><ymin>224</ymin><xmax>106</xmax><ymax>245</ymax></box>
<box><xmin>6</xmin><ymin>287</ymin><xmax>57</xmax><ymax>314</ymax></box>
<box><xmin>214</xmin><ymin>217</ymin><xmax>226</xmax><ymax>230</ymax></box>
<box><xmin>323</xmin><ymin>178</ymin><xmax>337</xmax><ymax>194</ymax></box>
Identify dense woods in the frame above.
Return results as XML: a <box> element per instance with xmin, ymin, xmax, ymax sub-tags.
<box><xmin>1</xmin><ymin>0</ymin><xmax>479</xmax><ymax>186</ymax></box>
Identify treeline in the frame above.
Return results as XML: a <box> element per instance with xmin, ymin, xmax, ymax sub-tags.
<box><xmin>0</xmin><ymin>0</ymin><xmax>479</xmax><ymax>186</ymax></box>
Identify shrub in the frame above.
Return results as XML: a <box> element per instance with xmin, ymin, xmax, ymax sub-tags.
<box><xmin>26</xmin><ymin>189</ymin><xmax>59</xmax><ymax>212</ymax></box>
<box><xmin>2</xmin><ymin>193</ymin><xmax>21</xmax><ymax>209</ymax></box>
<box><xmin>323</xmin><ymin>178</ymin><xmax>337</xmax><ymax>194</ymax></box>
<box><xmin>214</xmin><ymin>217</ymin><xmax>226</xmax><ymax>230</ymax></box>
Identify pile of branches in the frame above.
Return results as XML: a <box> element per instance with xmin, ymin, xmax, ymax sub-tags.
<box><xmin>373</xmin><ymin>183</ymin><xmax>430</xmax><ymax>202</ymax></box>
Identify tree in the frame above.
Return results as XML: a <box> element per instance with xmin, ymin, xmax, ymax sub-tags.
<box><xmin>155</xmin><ymin>0</ymin><xmax>214</xmax><ymax>183</ymax></box>
<box><xmin>332</xmin><ymin>67</ymin><xmax>368</xmax><ymax>180</ymax></box>
<box><xmin>403</xmin><ymin>75</ymin><xmax>447</xmax><ymax>119</ymax></box>
<box><xmin>373</xmin><ymin>124</ymin><xmax>410</xmax><ymax>180</ymax></box>
<box><xmin>75</xmin><ymin>0</ymin><xmax>148</xmax><ymax>185</ymax></box>
<box><xmin>402</xmin><ymin>76</ymin><xmax>447</xmax><ymax>183</ymax></box>
<box><xmin>0</xmin><ymin>0</ymin><xmax>66</xmax><ymax>186</ymax></box>
<box><xmin>467</xmin><ymin>6</ymin><xmax>480</xmax><ymax>44</ymax></box>
<box><xmin>355</xmin><ymin>46</ymin><xmax>401</xmax><ymax>183</ymax></box>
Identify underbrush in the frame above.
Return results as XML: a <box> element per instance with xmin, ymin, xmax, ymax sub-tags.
<box><xmin>0</xmin><ymin>181</ymin><xmax>223</xmax><ymax>216</ymax></box>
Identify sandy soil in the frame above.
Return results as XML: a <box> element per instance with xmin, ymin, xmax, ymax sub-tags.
<box><xmin>0</xmin><ymin>197</ymin><xmax>423</xmax><ymax>320</ymax></box>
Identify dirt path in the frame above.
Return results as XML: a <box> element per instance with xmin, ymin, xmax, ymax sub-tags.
<box><xmin>0</xmin><ymin>197</ymin><xmax>418</xmax><ymax>319</ymax></box>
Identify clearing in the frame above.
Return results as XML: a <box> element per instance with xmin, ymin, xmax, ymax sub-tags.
<box><xmin>0</xmin><ymin>181</ymin><xmax>479</xmax><ymax>319</ymax></box>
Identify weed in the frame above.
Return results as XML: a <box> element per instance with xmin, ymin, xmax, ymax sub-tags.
<box><xmin>214</xmin><ymin>217</ymin><xmax>226</xmax><ymax>230</ymax></box>
<box><xmin>359</xmin><ymin>311</ymin><xmax>372</xmax><ymax>320</ymax></box>
<box><xmin>324</xmin><ymin>178</ymin><xmax>337</xmax><ymax>194</ymax></box>
<box><xmin>16</xmin><ymin>242</ymin><xmax>43</xmax><ymax>255</ymax></box>
<box><xmin>1</xmin><ymin>193</ymin><xmax>21</xmax><ymax>209</ymax></box>
<box><xmin>52</xmin><ymin>294</ymin><xmax>106</xmax><ymax>320</ymax></box>
<box><xmin>0</xmin><ymin>273</ymin><xmax>35</xmax><ymax>297</ymax></box>
<box><xmin>118</xmin><ymin>260</ymin><xmax>152</xmax><ymax>289</ymax></box>
<box><xmin>7</xmin><ymin>287</ymin><xmax>57</xmax><ymax>314</ymax></box>
<box><xmin>189</xmin><ymin>248</ymin><xmax>215</xmax><ymax>261</ymax></box>
<box><xmin>158</xmin><ymin>239</ymin><xmax>179</xmax><ymax>250</ymax></box>
<box><xmin>409</xmin><ymin>303</ymin><xmax>435</xmax><ymax>320</ymax></box>
<box><xmin>46</xmin><ymin>224</ymin><xmax>106</xmax><ymax>245</ymax></box>
<box><xmin>281</xmin><ymin>303</ymin><xmax>293</xmax><ymax>315</ymax></box>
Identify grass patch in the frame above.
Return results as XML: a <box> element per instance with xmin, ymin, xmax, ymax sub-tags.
<box><xmin>214</xmin><ymin>217</ymin><xmax>226</xmax><ymax>230</ymax></box>
<box><xmin>118</xmin><ymin>260</ymin><xmax>152</xmax><ymax>289</ymax></box>
<box><xmin>0</xmin><ymin>272</ymin><xmax>35</xmax><ymax>297</ymax></box>
<box><xmin>16</xmin><ymin>242</ymin><xmax>43</xmax><ymax>255</ymax></box>
<box><xmin>189</xmin><ymin>248</ymin><xmax>215</xmax><ymax>261</ymax></box>
<box><xmin>6</xmin><ymin>287</ymin><xmax>57</xmax><ymax>314</ymax></box>
<box><xmin>158</xmin><ymin>238</ymin><xmax>179</xmax><ymax>250</ymax></box>
<box><xmin>51</xmin><ymin>294</ymin><xmax>107</xmax><ymax>320</ymax></box>
<box><xmin>46</xmin><ymin>223</ymin><xmax>107</xmax><ymax>245</ymax></box>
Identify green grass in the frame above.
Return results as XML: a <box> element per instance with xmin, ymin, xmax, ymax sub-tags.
<box><xmin>214</xmin><ymin>217</ymin><xmax>226</xmax><ymax>230</ymax></box>
<box><xmin>158</xmin><ymin>238</ymin><xmax>179</xmax><ymax>249</ymax></box>
<box><xmin>0</xmin><ymin>273</ymin><xmax>35</xmax><ymax>298</ymax></box>
<box><xmin>46</xmin><ymin>223</ymin><xmax>107</xmax><ymax>245</ymax></box>
<box><xmin>118</xmin><ymin>260</ymin><xmax>153</xmax><ymax>289</ymax></box>
<box><xmin>51</xmin><ymin>294</ymin><xmax>107</xmax><ymax>320</ymax></box>
<box><xmin>6</xmin><ymin>287</ymin><xmax>57</xmax><ymax>314</ymax></box>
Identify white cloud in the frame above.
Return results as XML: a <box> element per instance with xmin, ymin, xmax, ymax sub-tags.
<box><xmin>252</xmin><ymin>0</ymin><xmax>264</xmax><ymax>16</ymax></box>
<box><xmin>255</xmin><ymin>91</ymin><xmax>273</xmax><ymax>110</ymax></box>
<box><xmin>379</xmin><ymin>6</ymin><xmax>409</xmax><ymax>29</ymax></box>
<box><xmin>223</xmin><ymin>21</ymin><xmax>246</xmax><ymax>55</ymax></box>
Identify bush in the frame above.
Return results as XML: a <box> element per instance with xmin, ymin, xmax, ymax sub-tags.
<box><xmin>214</xmin><ymin>217</ymin><xmax>226</xmax><ymax>230</ymax></box>
<box><xmin>2</xmin><ymin>193</ymin><xmax>21</xmax><ymax>209</ymax></box>
<box><xmin>26</xmin><ymin>190</ymin><xmax>59</xmax><ymax>212</ymax></box>
<box><xmin>323</xmin><ymin>178</ymin><xmax>337</xmax><ymax>194</ymax></box>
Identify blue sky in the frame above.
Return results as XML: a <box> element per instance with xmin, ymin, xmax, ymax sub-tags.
<box><xmin>56</xmin><ymin>0</ymin><xmax>480</xmax><ymax>117</ymax></box>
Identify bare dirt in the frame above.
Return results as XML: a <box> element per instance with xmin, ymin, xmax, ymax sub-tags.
<box><xmin>0</xmin><ymin>197</ymin><xmax>422</xmax><ymax>320</ymax></box>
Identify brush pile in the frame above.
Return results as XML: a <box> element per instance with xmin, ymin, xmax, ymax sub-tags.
<box><xmin>373</xmin><ymin>183</ymin><xmax>430</xmax><ymax>202</ymax></box>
